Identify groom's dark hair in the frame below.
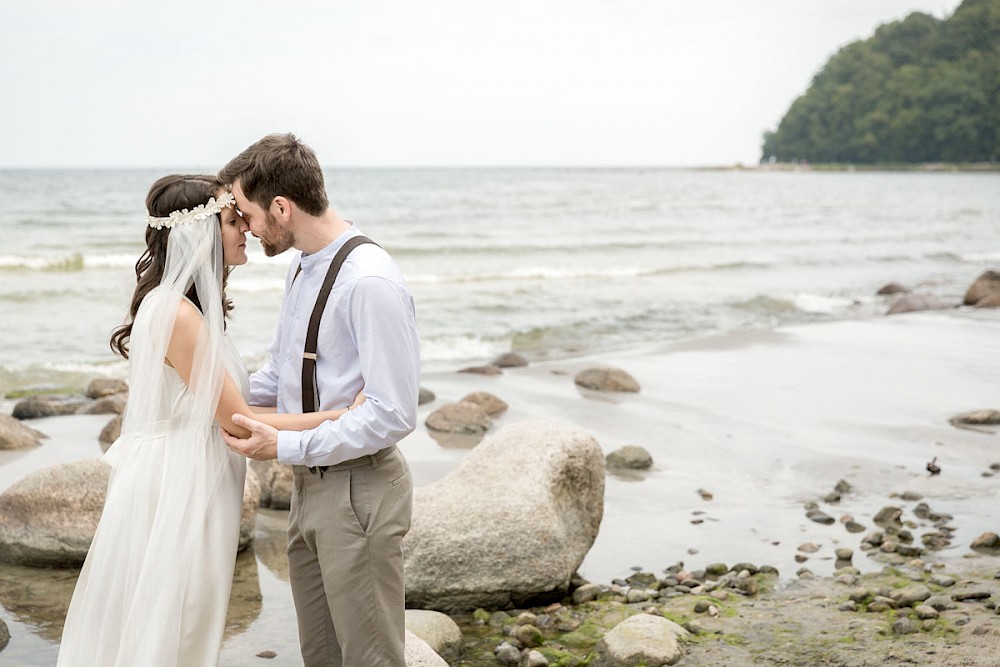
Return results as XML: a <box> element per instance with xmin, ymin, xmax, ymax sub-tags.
<box><xmin>219</xmin><ymin>133</ymin><xmax>329</xmax><ymax>216</ymax></box>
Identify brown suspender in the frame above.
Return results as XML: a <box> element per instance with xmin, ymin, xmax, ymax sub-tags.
<box><xmin>295</xmin><ymin>235</ymin><xmax>377</xmax><ymax>413</ymax></box>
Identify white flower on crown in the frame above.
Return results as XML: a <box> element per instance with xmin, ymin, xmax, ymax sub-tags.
<box><xmin>146</xmin><ymin>191</ymin><xmax>236</xmax><ymax>230</ymax></box>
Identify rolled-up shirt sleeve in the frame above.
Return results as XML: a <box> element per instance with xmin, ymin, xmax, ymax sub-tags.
<box><xmin>276</xmin><ymin>275</ymin><xmax>420</xmax><ymax>466</ymax></box>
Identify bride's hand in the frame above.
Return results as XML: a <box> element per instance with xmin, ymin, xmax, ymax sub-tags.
<box><xmin>351</xmin><ymin>390</ymin><xmax>366</xmax><ymax>411</ymax></box>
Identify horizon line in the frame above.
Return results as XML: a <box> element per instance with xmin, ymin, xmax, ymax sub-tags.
<box><xmin>0</xmin><ymin>163</ymin><xmax>759</xmax><ymax>171</ymax></box>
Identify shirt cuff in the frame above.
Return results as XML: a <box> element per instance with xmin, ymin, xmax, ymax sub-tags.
<box><xmin>276</xmin><ymin>429</ymin><xmax>304</xmax><ymax>465</ymax></box>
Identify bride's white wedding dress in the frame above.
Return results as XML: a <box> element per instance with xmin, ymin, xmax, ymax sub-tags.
<box><xmin>57</xmin><ymin>352</ymin><xmax>247</xmax><ymax>666</ymax></box>
<box><xmin>58</xmin><ymin>204</ymin><xmax>247</xmax><ymax>666</ymax></box>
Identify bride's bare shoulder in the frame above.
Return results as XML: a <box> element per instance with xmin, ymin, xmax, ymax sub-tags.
<box><xmin>170</xmin><ymin>299</ymin><xmax>206</xmax><ymax>343</ymax></box>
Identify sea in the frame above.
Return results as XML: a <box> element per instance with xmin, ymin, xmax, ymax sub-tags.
<box><xmin>0</xmin><ymin>167</ymin><xmax>998</xmax><ymax>394</ymax></box>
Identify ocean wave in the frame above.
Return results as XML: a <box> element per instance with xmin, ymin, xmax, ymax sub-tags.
<box><xmin>732</xmin><ymin>293</ymin><xmax>864</xmax><ymax>316</ymax></box>
<box><xmin>958</xmin><ymin>251</ymin><xmax>1000</xmax><ymax>263</ymax></box>
<box><xmin>0</xmin><ymin>359</ymin><xmax>128</xmax><ymax>395</ymax></box>
<box><xmin>419</xmin><ymin>335</ymin><xmax>506</xmax><ymax>364</ymax></box>
<box><xmin>0</xmin><ymin>252</ymin><xmax>137</xmax><ymax>271</ymax></box>
<box><xmin>408</xmin><ymin>261</ymin><xmax>768</xmax><ymax>284</ymax></box>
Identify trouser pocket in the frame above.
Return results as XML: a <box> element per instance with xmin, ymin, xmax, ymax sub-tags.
<box><xmin>348</xmin><ymin>467</ymin><xmax>372</xmax><ymax>533</ymax></box>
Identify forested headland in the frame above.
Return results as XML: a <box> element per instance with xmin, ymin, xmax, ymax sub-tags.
<box><xmin>761</xmin><ymin>0</ymin><xmax>999</xmax><ymax>165</ymax></box>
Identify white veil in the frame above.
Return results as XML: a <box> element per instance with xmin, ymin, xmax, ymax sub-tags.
<box><xmin>104</xmin><ymin>203</ymin><xmax>228</xmax><ymax>464</ymax></box>
<box><xmin>60</xmin><ymin>194</ymin><xmax>247</xmax><ymax>666</ymax></box>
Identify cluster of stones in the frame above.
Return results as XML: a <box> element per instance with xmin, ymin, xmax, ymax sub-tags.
<box><xmin>424</xmin><ymin>359</ymin><xmax>641</xmax><ymax>458</ymax></box>
<box><xmin>604</xmin><ymin>562</ymin><xmax>773</xmax><ymax>609</ymax></box>
<box><xmin>797</xmin><ymin>479</ymin><xmax>999</xmax><ymax>568</ymax></box>
<box><xmin>11</xmin><ymin>379</ymin><xmax>127</xmax><ymax>420</ymax></box>
<box><xmin>859</xmin><ymin>501</ymin><xmax>957</xmax><ymax>561</ymax></box>
<box><xmin>803</xmin><ymin>479</ymin><xmax>865</xmax><ymax>531</ymax></box>
<box><xmin>468</xmin><ymin>562</ymin><xmax>773</xmax><ymax>666</ymax></box>
<box><xmin>836</xmin><ymin>569</ymin><xmax>999</xmax><ymax>635</ymax></box>
<box><xmin>880</xmin><ymin>269</ymin><xmax>1000</xmax><ymax>314</ymax></box>
<box><xmin>0</xmin><ymin>379</ymin><xmax>129</xmax><ymax>451</ymax></box>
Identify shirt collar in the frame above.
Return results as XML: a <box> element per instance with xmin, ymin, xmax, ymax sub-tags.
<box><xmin>297</xmin><ymin>221</ymin><xmax>360</xmax><ymax>273</ymax></box>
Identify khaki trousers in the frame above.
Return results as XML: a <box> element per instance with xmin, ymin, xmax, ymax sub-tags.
<box><xmin>287</xmin><ymin>445</ymin><xmax>413</xmax><ymax>667</ymax></box>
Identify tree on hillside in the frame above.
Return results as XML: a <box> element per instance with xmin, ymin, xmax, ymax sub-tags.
<box><xmin>761</xmin><ymin>0</ymin><xmax>1000</xmax><ymax>164</ymax></box>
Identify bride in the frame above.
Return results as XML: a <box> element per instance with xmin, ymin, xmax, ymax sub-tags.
<box><xmin>57</xmin><ymin>174</ymin><xmax>362</xmax><ymax>666</ymax></box>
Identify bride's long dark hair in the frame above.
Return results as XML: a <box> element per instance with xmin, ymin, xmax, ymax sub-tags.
<box><xmin>110</xmin><ymin>175</ymin><xmax>234</xmax><ymax>359</ymax></box>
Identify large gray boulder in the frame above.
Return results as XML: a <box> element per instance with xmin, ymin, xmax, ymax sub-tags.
<box><xmin>0</xmin><ymin>413</ymin><xmax>46</xmax><ymax>449</ymax></box>
<box><xmin>404</xmin><ymin>420</ymin><xmax>605</xmax><ymax>612</ymax></box>
<box><xmin>404</xmin><ymin>630</ymin><xmax>449</xmax><ymax>667</ymax></box>
<box><xmin>0</xmin><ymin>459</ymin><xmax>109</xmax><ymax>566</ymax></box>
<box><xmin>590</xmin><ymin>613</ymin><xmax>689</xmax><ymax>667</ymax></box>
<box><xmin>0</xmin><ymin>459</ymin><xmax>259</xmax><ymax>567</ymax></box>
<box><xmin>405</xmin><ymin>609</ymin><xmax>463</xmax><ymax>663</ymax></box>
<box><xmin>250</xmin><ymin>459</ymin><xmax>293</xmax><ymax>509</ymax></box>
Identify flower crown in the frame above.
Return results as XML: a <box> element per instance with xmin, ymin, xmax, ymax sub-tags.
<box><xmin>146</xmin><ymin>191</ymin><xmax>236</xmax><ymax>230</ymax></box>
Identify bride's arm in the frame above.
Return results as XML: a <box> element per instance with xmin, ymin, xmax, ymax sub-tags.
<box><xmin>167</xmin><ymin>301</ymin><xmax>351</xmax><ymax>438</ymax></box>
<box><xmin>218</xmin><ymin>375</ymin><xmax>352</xmax><ymax>434</ymax></box>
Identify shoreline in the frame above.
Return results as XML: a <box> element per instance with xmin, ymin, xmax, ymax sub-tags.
<box><xmin>0</xmin><ymin>310</ymin><xmax>999</xmax><ymax>664</ymax></box>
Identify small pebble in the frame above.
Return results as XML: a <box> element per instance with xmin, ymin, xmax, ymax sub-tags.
<box><xmin>256</xmin><ymin>651</ymin><xmax>277</xmax><ymax>659</ymax></box>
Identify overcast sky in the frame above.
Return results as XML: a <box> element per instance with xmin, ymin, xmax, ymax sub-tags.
<box><xmin>0</xmin><ymin>0</ymin><xmax>962</xmax><ymax>168</ymax></box>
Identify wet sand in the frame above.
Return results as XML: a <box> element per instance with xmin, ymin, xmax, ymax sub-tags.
<box><xmin>0</xmin><ymin>310</ymin><xmax>998</xmax><ymax>665</ymax></box>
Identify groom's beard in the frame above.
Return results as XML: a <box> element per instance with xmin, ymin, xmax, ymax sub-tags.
<box><xmin>259</xmin><ymin>212</ymin><xmax>294</xmax><ymax>257</ymax></box>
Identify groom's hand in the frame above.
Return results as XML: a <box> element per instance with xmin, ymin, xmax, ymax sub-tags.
<box><xmin>222</xmin><ymin>414</ymin><xmax>278</xmax><ymax>460</ymax></box>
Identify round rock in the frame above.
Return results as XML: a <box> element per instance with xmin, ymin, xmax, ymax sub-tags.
<box><xmin>971</xmin><ymin>532</ymin><xmax>1000</xmax><ymax>551</ymax></box>
<box><xmin>964</xmin><ymin>270</ymin><xmax>1000</xmax><ymax>306</ymax></box>
<box><xmin>886</xmin><ymin>294</ymin><xmax>951</xmax><ymax>315</ymax></box>
<box><xmin>418</xmin><ymin>387</ymin><xmax>436</xmax><ymax>406</ymax></box>
<box><xmin>405</xmin><ymin>609</ymin><xmax>464</xmax><ymax>664</ymax></box>
<box><xmin>457</xmin><ymin>365</ymin><xmax>502</xmax><ymax>376</ymax></box>
<box><xmin>77</xmin><ymin>392</ymin><xmax>128</xmax><ymax>416</ymax></box>
<box><xmin>950</xmin><ymin>410</ymin><xmax>1000</xmax><ymax>427</ymax></box>
<box><xmin>424</xmin><ymin>401</ymin><xmax>492</xmax><ymax>434</ymax></box>
<box><xmin>492</xmin><ymin>352</ymin><xmax>529</xmax><ymax>368</ymax></box>
<box><xmin>590</xmin><ymin>613</ymin><xmax>689</xmax><ymax>667</ymax></box>
<box><xmin>12</xmin><ymin>396</ymin><xmax>84</xmax><ymax>419</ymax></box>
<box><xmin>0</xmin><ymin>414</ymin><xmax>46</xmax><ymax>449</ymax></box>
<box><xmin>606</xmin><ymin>445</ymin><xmax>653</xmax><ymax>470</ymax></box>
<box><xmin>460</xmin><ymin>391</ymin><xmax>508</xmax><ymax>417</ymax></box>
<box><xmin>99</xmin><ymin>415</ymin><xmax>122</xmax><ymax>452</ymax></box>
<box><xmin>403</xmin><ymin>629</ymin><xmax>449</xmax><ymax>667</ymax></box>
<box><xmin>876</xmin><ymin>282</ymin><xmax>909</xmax><ymax>295</ymax></box>
<box><xmin>85</xmin><ymin>378</ymin><xmax>128</xmax><ymax>399</ymax></box>
<box><xmin>574</xmin><ymin>367</ymin><xmax>640</xmax><ymax>393</ymax></box>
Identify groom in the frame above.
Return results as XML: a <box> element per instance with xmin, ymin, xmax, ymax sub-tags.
<box><xmin>219</xmin><ymin>134</ymin><xmax>420</xmax><ymax>666</ymax></box>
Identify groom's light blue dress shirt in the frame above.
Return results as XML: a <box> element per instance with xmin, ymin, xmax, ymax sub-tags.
<box><xmin>248</xmin><ymin>224</ymin><xmax>420</xmax><ymax>467</ymax></box>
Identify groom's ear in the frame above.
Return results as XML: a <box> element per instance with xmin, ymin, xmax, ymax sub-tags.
<box><xmin>272</xmin><ymin>196</ymin><xmax>292</xmax><ymax>222</ymax></box>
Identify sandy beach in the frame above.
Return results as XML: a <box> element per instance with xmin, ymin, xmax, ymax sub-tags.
<box><xmin>0</xmin><ymin>309</ymin><xmax>998</xmax><ymax>665</ymax></box>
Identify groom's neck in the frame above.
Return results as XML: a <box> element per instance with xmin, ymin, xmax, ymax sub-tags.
<box><xmin>294</xmin><ymin>210</ymin><xmax>351</xmax><ymax>255</ymax></box>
